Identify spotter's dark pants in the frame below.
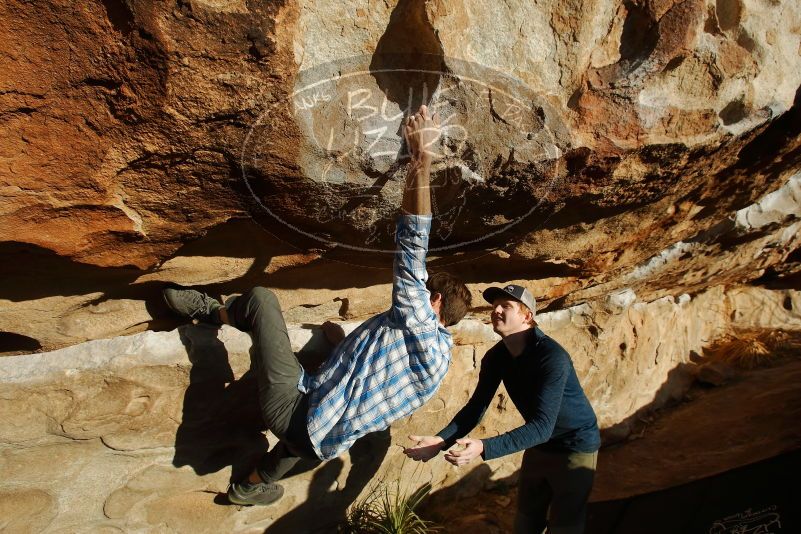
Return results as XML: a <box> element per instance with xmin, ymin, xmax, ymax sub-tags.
<box><xmin>513</xmin><ymin>448</ymin><xmax>597</xmax><ymax>534</ymax></box>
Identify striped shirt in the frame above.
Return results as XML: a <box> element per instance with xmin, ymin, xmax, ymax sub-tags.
<box><xmin>300</xmin><ymin>214</ymin><xmax>452</xmax><ymax>460</ymax></box>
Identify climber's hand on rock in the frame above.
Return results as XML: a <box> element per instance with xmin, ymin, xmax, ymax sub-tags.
<box><xmin>403</xmin><ymin>105</ymin><xmax>441</xmax><ymax>163</ymax></box>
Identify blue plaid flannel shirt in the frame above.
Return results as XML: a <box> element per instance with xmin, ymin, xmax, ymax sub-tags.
<box><xmin>299</xmin><ymin>214</ymin><xmax>453</xmax><ymax>460</ymax></box>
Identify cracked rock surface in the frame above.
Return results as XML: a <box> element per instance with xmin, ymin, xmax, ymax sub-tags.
<box><xmin>2</xmin><ymin>0</ymin><xmax>801</xmax><ymax>354</ymax></box>
<box><xmin>2</xmin><ymin>0</ymin><xmax>800</xmax><ymax>267</ymax></box>
<box><xmin>2</xmin><ymin>0</ymin><xmax>801</xmax><ymax>531</ymax></box>
<box><xmin>1</xmin><ymin>286</ymin><xmax>799</xmax><ymax>531</ymax></box>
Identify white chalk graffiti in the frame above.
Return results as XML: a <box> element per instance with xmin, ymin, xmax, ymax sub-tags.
<box><xmin>709</xmin><ymin>506</ymin><xmax>782</xmax><ymax>534</ymax></box>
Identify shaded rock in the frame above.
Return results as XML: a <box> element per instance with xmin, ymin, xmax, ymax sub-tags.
<box><xmin>696</xmin><ymin>361</ymin><xmax>737</xmax><ymax>386</ymax></box>
<box><xmin>601</xmin><ymin>421</ymin><xmax>632</xmax><ymax>447</ymax></box>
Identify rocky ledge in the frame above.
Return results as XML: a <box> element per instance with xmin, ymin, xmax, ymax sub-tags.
<box><xmin>1</xmin><ymin>285</ymin><xmax>798</xmax><ymax>532</ymax></box>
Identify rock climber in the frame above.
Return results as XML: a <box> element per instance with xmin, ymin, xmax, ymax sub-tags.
<box><xmin>163</xmin><ymin>105</ymin><xmax>472</xmax><ymax>506</ymax></box>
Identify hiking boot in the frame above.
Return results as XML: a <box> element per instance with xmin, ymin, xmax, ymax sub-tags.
<box><xmin>163</xmin><ymin>287</ymin><xmax>222</xmax><ymax>324</ymax></box>
<box><xmin>227</xmin><ymin>479</ymin><xmax>284</xmax><ymax>506</ymax></box>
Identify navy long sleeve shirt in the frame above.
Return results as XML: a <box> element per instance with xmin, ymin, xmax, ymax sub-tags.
<box><xmin>437</xmin><ymin>327</ymin><xmax>600</xmax><ymax>460</ymax></box>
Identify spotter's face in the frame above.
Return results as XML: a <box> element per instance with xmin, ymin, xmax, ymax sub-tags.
<box><xmin>491</xmin><ymin>298</ymin><xmax>532</xmax><ymax>337</ymax></box>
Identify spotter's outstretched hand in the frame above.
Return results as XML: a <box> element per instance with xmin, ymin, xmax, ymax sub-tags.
<box><xmin>443</xmin><ymin>438</ymin><xmax>484</xmax><ymax>467</ymax></box>
<box><xmin>403</xmin><ymin>435</ymin><xmax>445</xmax><ymax>462</ymax></box>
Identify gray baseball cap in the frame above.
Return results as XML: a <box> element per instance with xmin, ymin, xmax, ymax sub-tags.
<box><xmin>482</xmin><ymin>284</ymin><xmax>537</xmax><ymax>313</ymax></box>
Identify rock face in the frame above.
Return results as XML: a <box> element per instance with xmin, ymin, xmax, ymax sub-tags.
<box><xmin>2</xmin><ymin>0</ymin><xmax>801</xmax><ymax>355</ymax></box>
<box><xmin>1</xmin><ymin>165</ymin><xmax>799</xmax><ymax>354</ymax></box>
<box><xmin>2</xmin><ymin>0</ymin><xmax>801</xmax><ymax>531</ymax></box>
<box><xmin>1</xmin><ymin>286</ymin><xmax>799</xmax><ymax>532</ymax></box>
<box><xmin>2</xmin><ymin>0</ymin><xmax>800</xmax><ymax>267</ymax></box>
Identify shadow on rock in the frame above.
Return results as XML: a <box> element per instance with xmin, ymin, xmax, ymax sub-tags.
<box><xmin>598</xmin><ymin>361</ymin><xmax>697</xmax><ymax>450</ymax></box>
<box><xmin>264</xmin><ymin>429</ymin><xmax>392</xmax><ymax>534</ymax></box>
<box><xmin>419</xmin><ymin>463</ymin><xmax>501</xmax><ymax>509</ymax></box>
<box><xmin>173</xmin><ymin>324</ymin><xmax>268</xmax><ymax>481</ymax></box>
<box><xmin>171</xmin><ymin>316</ymin><xmax>383</xmax><ymax>521</ymax></box>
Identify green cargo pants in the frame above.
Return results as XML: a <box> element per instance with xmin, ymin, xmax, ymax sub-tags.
<box><xmin>225</xmin><ymin>287</ymin><xmax>318</xmax><ymax>481</ymax></box>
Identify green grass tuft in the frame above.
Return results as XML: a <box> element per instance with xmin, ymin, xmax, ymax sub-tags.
<box><xmin>339</xmin><ymin>480</ymin><xmax>439</xmax><ymax>534</ymax></box>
